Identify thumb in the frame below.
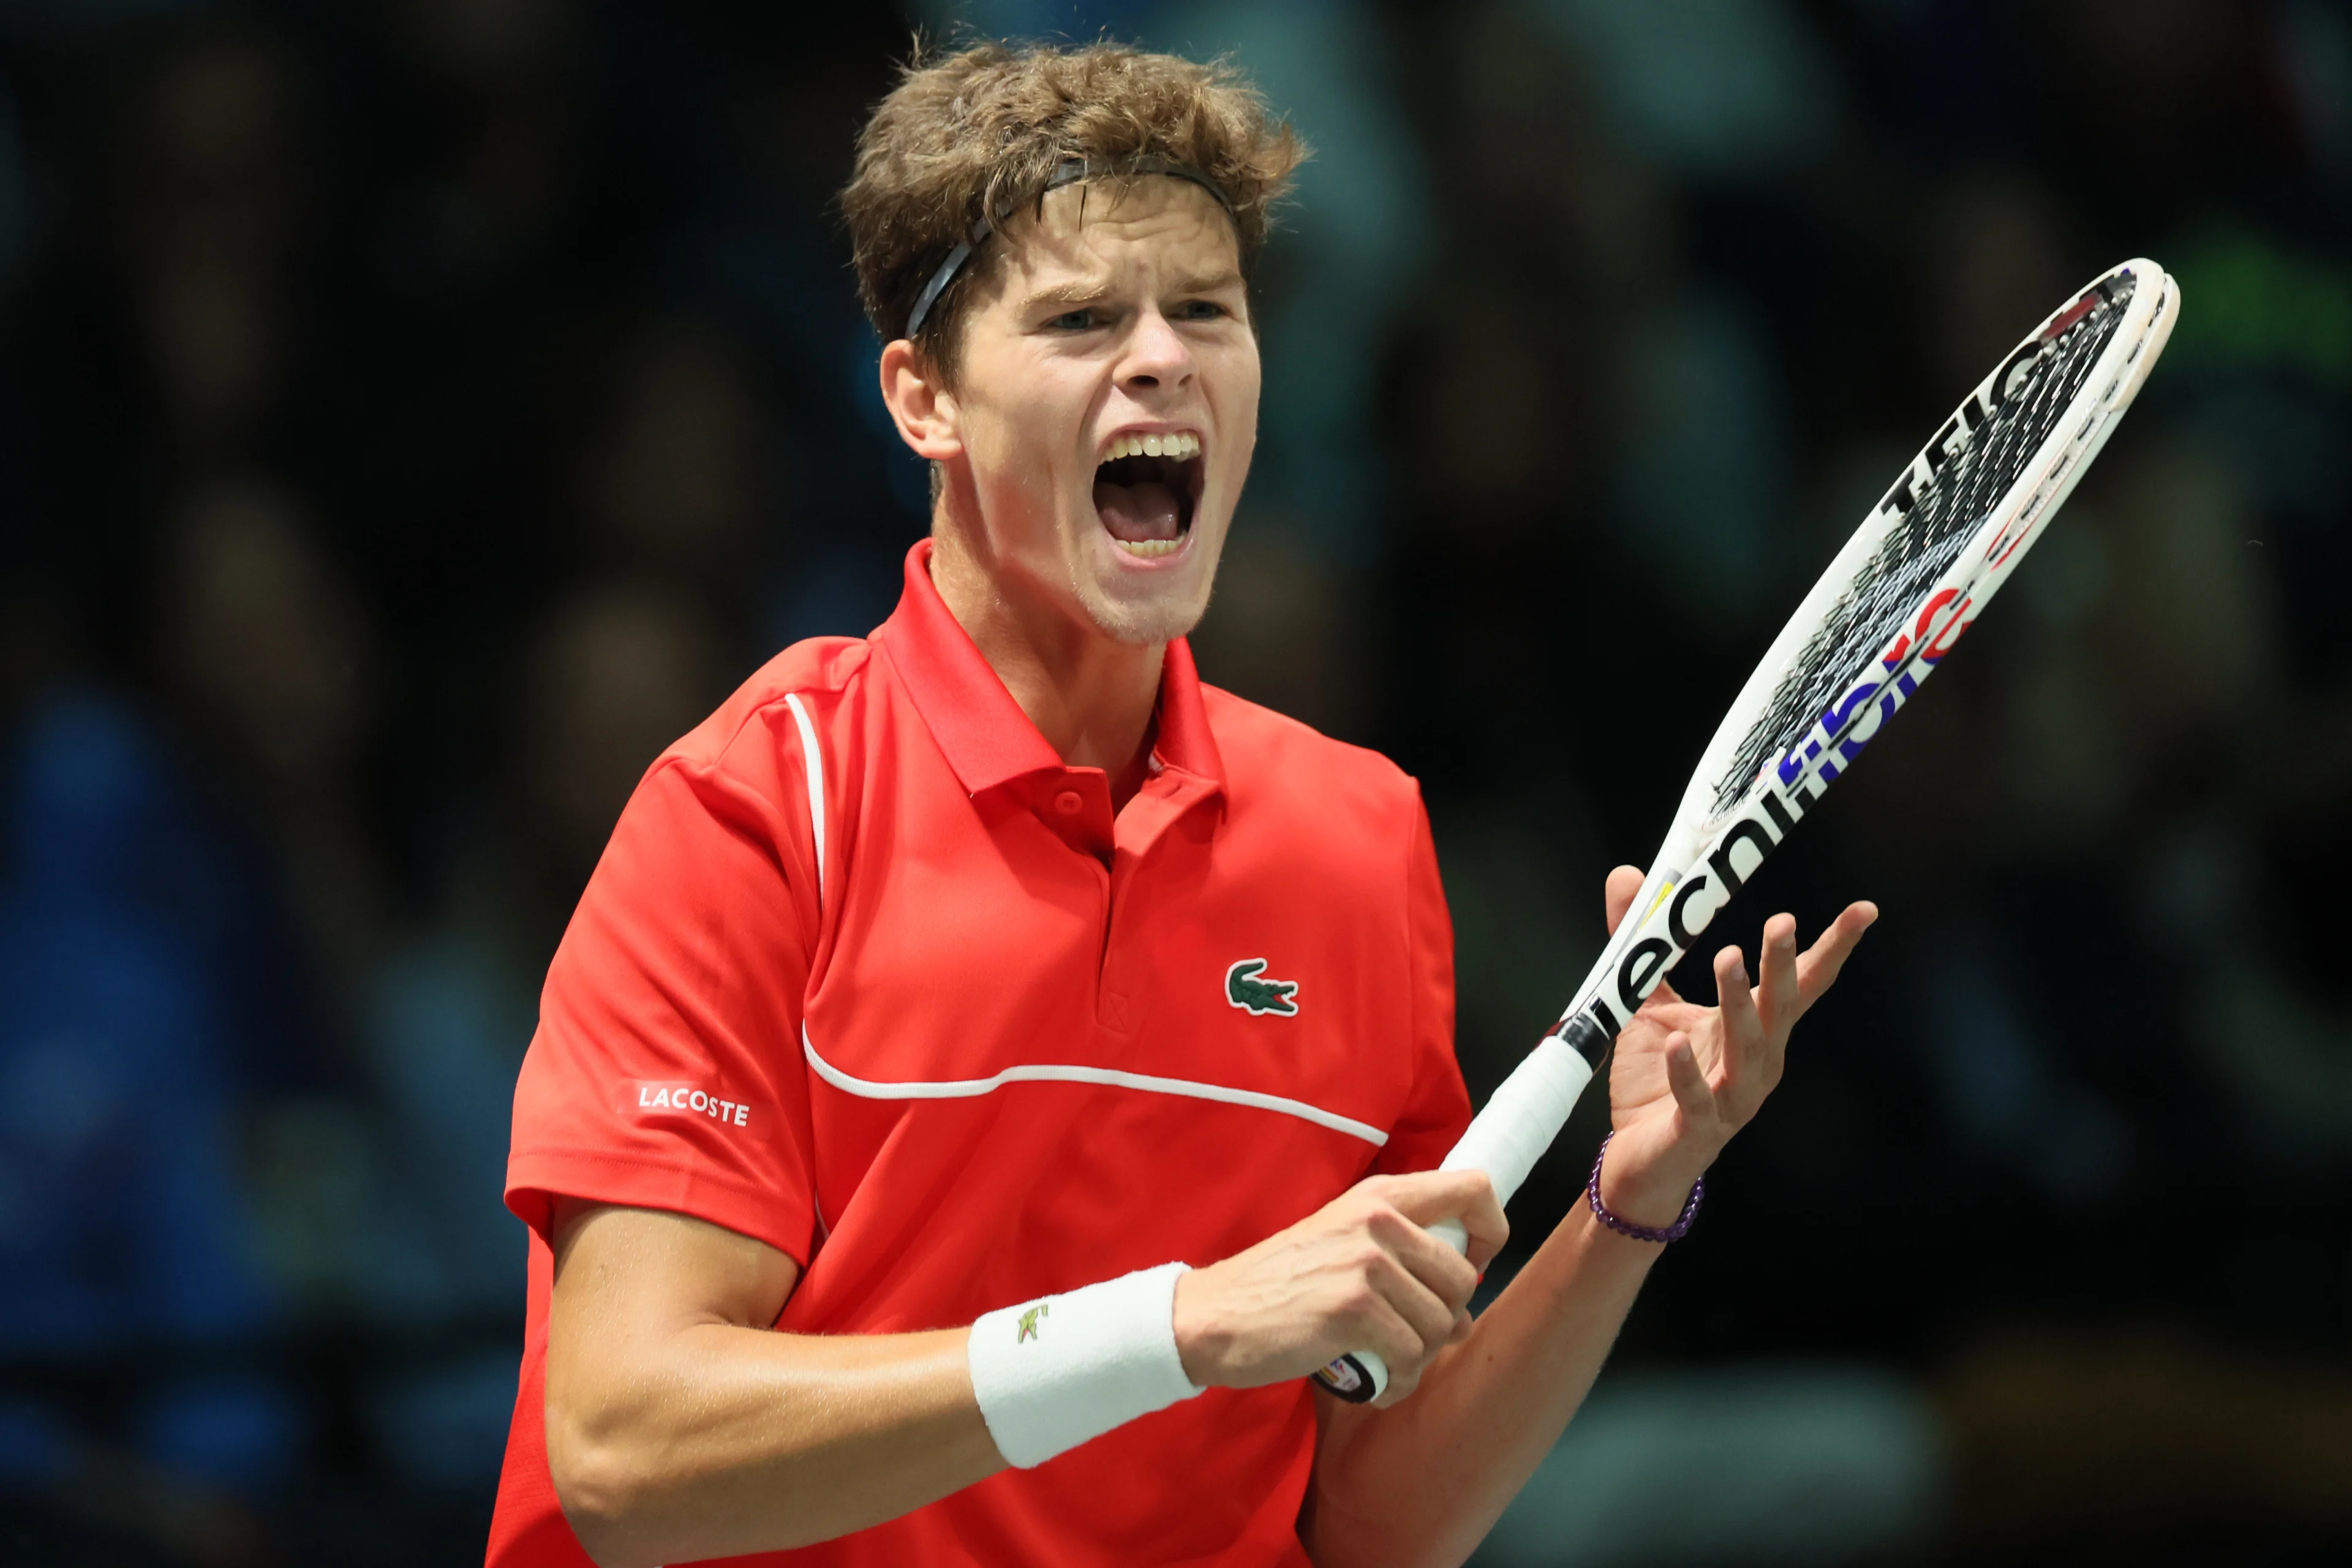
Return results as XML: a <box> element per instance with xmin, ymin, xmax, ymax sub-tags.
<box><xmin>1384</xmin><ymin>1167</ymin><xmax>1498</xmax><ymax>1228</ymax></box>
<box><xmin>1604</xmin><ymin>864</ymin><xmax>1644</xmax><ymax>935</ymax></box>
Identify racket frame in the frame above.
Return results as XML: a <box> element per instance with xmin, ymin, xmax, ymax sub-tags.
<box><xmin>1313</xmin><ymin>258</ymin><xmax>2179</xmax><ymax>1403</ymax></box>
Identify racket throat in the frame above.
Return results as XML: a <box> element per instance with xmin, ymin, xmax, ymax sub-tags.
<box><xmin>1553</xmin><ymin>1011</ymin><xmax>1614</xmax><ymax>1072</ymax></box>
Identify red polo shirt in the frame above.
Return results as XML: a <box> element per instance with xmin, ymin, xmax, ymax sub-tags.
<box><xmin>488</xmin><ymin>541</ymin><xmax>1470</xmax><ymax>1566</ymax></box>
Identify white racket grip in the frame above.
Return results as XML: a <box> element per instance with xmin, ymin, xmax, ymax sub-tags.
<box><xmin>1311</xmin><ymin>1025</ymin><xmax>1605</xmax><ymax>1404</ymax></box>
<box><xmin>1438</xmin><ymin>1033</ymin><xmax>1597</xmax><ymax>1208</ymax></box>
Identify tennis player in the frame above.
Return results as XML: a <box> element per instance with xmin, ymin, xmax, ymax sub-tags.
<box><xmin>486</xmin><ymin>41</ymin><xmax>1874</xmax><ymax>1568</ymax></box>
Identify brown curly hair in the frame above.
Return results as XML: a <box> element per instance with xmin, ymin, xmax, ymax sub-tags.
<box><xmin>843</xmin><ymin>39</ymin><xmax>1304</xmax><ymax>376</ymax></box>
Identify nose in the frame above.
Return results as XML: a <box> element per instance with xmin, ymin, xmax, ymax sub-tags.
<box><xmin>1117</xmin><ymin>305</ymin><xmax>1194</xmax><ymax>396</ymax></box>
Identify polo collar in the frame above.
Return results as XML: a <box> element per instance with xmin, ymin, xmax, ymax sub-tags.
<box><xmin>874</xmin><ymin>539</ymin><xmax>1226</xmax><ymax>797</ymax></box>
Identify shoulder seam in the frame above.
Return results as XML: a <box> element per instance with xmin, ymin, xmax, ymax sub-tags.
<box><xmin>701</xmin><ymin>640</ymin><xmax>870</xmax><ymax>775</ymax></box>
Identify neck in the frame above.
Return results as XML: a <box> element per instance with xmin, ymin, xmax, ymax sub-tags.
<box><xmin>928</xmin><ymin>516</ymin><xmax>1164</xmax><ymax>806</ymax></box>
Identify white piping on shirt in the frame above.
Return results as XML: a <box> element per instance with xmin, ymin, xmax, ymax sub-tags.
<box><xmin>783</xmin><ymin>688</ymin><xmax>1387</xmax><ymax>1150</ymax></box>
<box><xmin>783</xmin><ymin>692</ymin><xmax>826</xmax><ymax>905</ymax></box>
<box><xmin>802</xmin><ymin>1026</ymin><xmax>1389</xmax><ymax>1147</ymax></box>
<box><xmin>785</xmin><ymin>689</ymin><xmax>832</xmax><ymax>1245</ymax></box>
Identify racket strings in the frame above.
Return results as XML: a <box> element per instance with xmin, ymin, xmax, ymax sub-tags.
<box><xmin>1711</xmin><ymin>286</ymin><xmax>2132</xmax><ymax>813</ymax></box>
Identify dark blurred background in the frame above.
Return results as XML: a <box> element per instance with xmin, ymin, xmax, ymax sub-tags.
<box><xmin>0</xmin><ymin>1</ymin><xmax>2345</xmax><ymax>1563</ymax></box>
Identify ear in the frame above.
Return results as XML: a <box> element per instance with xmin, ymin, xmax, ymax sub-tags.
<box><xmin>878</xmin><ymin>339</ymin><xmax>963</xmax><ymax>463</ymax></box>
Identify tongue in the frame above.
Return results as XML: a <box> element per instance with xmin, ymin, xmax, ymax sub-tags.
<box><xmin>1094</xmin><ymin>479</ymin><xmax>1183</xmax><ymax>542</ymax></box>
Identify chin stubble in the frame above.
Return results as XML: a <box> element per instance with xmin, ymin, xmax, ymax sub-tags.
<box><xmin>1077</xmin><ymin>564</ymin><xmax>1211</xmax><ymax>647</ymax></box>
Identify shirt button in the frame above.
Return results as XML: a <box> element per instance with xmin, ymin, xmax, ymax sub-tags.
<box><xmin>1054</xmin><ymin>790</ymin><xmax>1084</xmax><ymax>816</ymax></box>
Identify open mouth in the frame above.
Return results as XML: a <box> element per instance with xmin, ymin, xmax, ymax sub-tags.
<box><xmin>1093</xmin><ymin>432</ymin><xmax>1203</xmax><ymax>559</ymax></box>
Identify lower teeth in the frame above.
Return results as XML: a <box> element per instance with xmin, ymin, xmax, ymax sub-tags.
<box><xmin>1115</xmin><ymin>537</ymin><xmax>1182</xmax><ymax>557</ymax></box>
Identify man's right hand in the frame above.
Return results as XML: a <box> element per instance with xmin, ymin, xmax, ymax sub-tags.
<box><xmin>1171</xmin><ymin>1170</ymin><xmax>1507</xmax><ymax>1407</ymax></box>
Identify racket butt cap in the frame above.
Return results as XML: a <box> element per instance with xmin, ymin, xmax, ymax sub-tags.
<box><xmin>1311</xmin><ymin>1352</ymin><xmax>1382</xmax><ymax>1403</ymax></box>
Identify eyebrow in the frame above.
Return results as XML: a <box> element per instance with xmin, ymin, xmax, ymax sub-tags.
<box><xmin>1171</xmin><ymin>266</ymin><xmax>1246</xmax><ymax>295</ymax></box>
<box><xmin>1017</xmin><ymin>267</ymin><xmax>1246</xmax><ymax>313</ymax></box>
<box><xmin>1020</xmin><ymin>280</ymin><xmax>1110</xmax><ymax>311</ymax></box>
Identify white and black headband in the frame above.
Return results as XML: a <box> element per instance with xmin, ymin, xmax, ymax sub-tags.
<box><xmin>902</xmin><ymin>156</ymin><xmax>1239</xmax><ymax>338</ymax></box>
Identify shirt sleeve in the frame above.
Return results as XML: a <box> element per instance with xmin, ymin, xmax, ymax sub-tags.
<box><xmin>1373</xmin><ymin>790</ymin><xmax>1474</xmax><ymax>1176</ymax></box>
<box><xmin>505</xmin><ymin>732</ymin><xmax>821</xmax><ymax>1266</ymax></box>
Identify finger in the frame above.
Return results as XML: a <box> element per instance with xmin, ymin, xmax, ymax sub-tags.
<box><xmin>1368</xmin><ymin>1206</ymin><xmax>1481</xmax><ymax>1316</ymax></box>
<box><xmin>1755</xmin><ymin>913</ymin><xmax>1801</xmax><ymax>1036</ymax></box>
<box><xmin>1665</xmin><ymin>1033</ymin><xmax>1715</xmax><ymax>1121</ymax></box>
<box><xmin>1448</xmin><ymin>1175</ymin><xmax>1509</xmax><ymax>1272</ymax></box>
<box><xmin>1713</xmin><ymin>941</ymin><xmax>1765</xmax><ymax>1090</ymax></box>
<box><xmin>1384</xmin><ymin>1169</ymin><xmax>1501</xmax><ymax>1237</ymax></box>
<box><xmin>1375</xmin><ymin>1171</ymin><xmax>1509</xmax><ymax>1272</ymax></box>
<box><xmin>1604</xmin><ymin>864</ymin><xmax>1644</xmax><ymax>935</ymax></box>
<box><xmin>1363</xmin><ymin>1245</ymin><xmax>1463</xmax><ymax>1360</ymax></box>
<box><xmin>1793</xmin><ymin>901</ymin><xmax>1879</xmax><ymax>1009</ymax></box>
<box><xmin>1354</xmin><ymin>1292</ymin><xmax>1437</xmax><ymax>1408</ymax></box>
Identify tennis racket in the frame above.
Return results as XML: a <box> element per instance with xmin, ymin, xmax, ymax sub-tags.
<box><xmin>1315</xmin><ymin>257</ymin><xmax>2180</xmax><ymax>1403</ymax></box>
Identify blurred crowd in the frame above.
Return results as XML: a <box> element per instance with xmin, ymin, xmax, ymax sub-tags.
<box><xmin>0</xmin><ymin>1</ymin><xmax>2345</xmax><ymax>1563</ymax></box>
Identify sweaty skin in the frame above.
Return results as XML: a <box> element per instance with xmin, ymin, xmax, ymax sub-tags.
<box><xmin>540</xmin><ymin>175</ymin><xmax>1877</xmax><ymax>1568</ymax></box>
<box><xmin>889</xmin><ymin>177</ymin><xmax>1258</xmax><ymax>803</ymax></box>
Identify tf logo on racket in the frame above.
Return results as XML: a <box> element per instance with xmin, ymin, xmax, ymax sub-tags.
<box><xmin>1225</xmin><ymin>958</ymin><xmax>1300</xmax><ymax>1017</ymax></box>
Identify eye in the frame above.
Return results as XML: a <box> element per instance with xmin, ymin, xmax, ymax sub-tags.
<box><xmin>1175</xmin><ymin>300</ymin><xmax>1229</xmax><ymax>322</ymax></box>
<box><xmin>1049</xmin><ymin>308</ymin><xmax>1100</xmax><ymax>331</ymax></box>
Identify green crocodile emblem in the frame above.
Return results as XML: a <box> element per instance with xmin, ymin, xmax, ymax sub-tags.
<box><xmin>1017</xmin><ymin>1303</ymin><xmax>1048</xmax><ymax>1343</ymax></box>
<box><xmin>1226</xmin><ymin>957</ymin><xmax>1300</xmax><ymax>1017</ymax></box>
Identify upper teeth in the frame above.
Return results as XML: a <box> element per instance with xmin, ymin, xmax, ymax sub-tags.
<box><xmin>1106</xmin><ymin>432</ymin><xmax>1200</xmax><ymax>461</ymax></box>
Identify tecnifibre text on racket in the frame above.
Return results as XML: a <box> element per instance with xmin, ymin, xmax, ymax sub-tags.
<box><xmin>1315</xmin><ymin>258</ymin><xmax>2179</xmax><ymax>1403</ymax></box>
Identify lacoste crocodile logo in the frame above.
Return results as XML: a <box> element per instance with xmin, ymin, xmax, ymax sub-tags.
<box><xmin>1225</xmin><ymin>957</ymin><xmax>1300</xmax><ymax>1017</ymax></box>
<box><xmin>1017</xmin><ymin>1304</ymin><xmax>1048</xmax><ymax>1343</ymax></box>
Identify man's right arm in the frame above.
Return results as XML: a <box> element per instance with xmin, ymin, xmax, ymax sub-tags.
<box><xmin>544</xmin><ymin>1170</ymin><xmax>1501</xmax><ymax>1567</ymax></box>
<box><xmin>544</xmin><ymin>1199</ymin><xmax>1003</xmax><ymax>1568</ymax></box>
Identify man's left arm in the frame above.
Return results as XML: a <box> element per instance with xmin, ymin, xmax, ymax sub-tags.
<box><xmin>1302</xmin><ymin>866</ymin><xmax>1877</xmax><ymax>1568</ymax></box>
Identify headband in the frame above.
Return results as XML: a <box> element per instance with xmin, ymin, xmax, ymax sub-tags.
<box><xmin>902</xmin><ymin>156</ymin><xmax>1239</xmax><ymax>339</ymax></box>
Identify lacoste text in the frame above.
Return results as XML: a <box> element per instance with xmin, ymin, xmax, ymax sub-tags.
<box><xmin>630</xmin><ymin>1082</ymin><xmax>753</xmax><ymax>1128</ymax></box>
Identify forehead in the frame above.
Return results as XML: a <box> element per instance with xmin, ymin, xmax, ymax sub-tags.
<box><xmin>993</xmin><ymin>176</ymin><xmax>1240</xmax><ymax>287</ymax></box>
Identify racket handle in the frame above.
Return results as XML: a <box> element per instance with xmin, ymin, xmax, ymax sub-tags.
<box><xmin>1311</xmin><ymin>1017</ymin><xmax>1612</xmax><ymax>1403</ymax></box>
<box><xmin>1310</xmin><ymin>1217</ymin><xmax>1469</xmax><ymax>1404</ymax></box>
<box><xmin>1439</xmin><ymin>1020</ymin><xmax>1607</xmax><ymax>1201</ymax></box>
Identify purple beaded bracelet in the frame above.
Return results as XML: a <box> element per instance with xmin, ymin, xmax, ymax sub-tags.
<box><xmin>1586</xmin><ymin>1133</ymin><xmax>1704</xmax><ymax>1243</ymax></box>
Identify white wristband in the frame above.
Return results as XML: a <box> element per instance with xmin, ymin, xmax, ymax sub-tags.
<box><xmin>966</xmin><ymin>1262</ymin><xmax>1204</xmax><ymax>1469</ymax></box>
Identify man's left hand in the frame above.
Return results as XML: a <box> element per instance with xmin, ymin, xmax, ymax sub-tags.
<box><xmin>1594</xmin><ymin>867</ymin><xmax>1876</xmax><ymax>1229</ymax></box>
